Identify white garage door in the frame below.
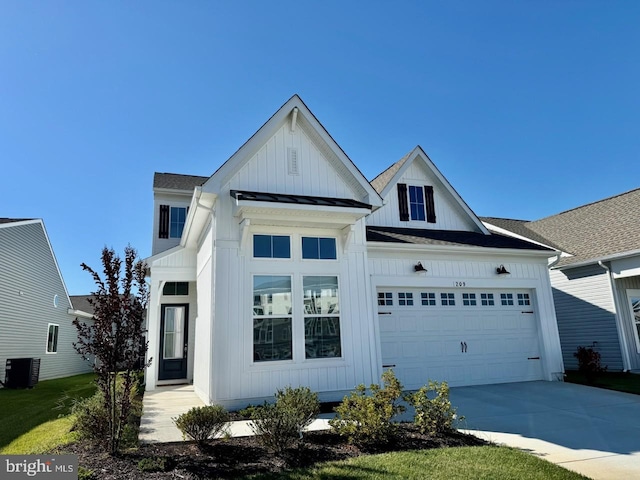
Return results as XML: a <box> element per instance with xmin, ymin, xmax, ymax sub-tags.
<box><xmin>378</xmin><ymin>288</ymin><xmax>543</xmax><ymax>389</ymax></box>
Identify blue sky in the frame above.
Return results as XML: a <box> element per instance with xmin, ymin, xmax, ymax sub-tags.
<box><xmin>1</xmin><ymin>1</ymin><xmax>638</xmax><ymax>295</ymax></box>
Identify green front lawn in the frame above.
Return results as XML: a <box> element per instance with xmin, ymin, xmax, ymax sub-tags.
<box><xmin>246</xmin><ymin>446</ymin><xmax>590</xmax><ymax>480</ymax></box>
<box><xmin>565</xmin><ymin>370</ymin><xmax>640</xmax><ymax>395</ymax></box>
<box><xmin>0</xmin><ymin>373</ymin><xmax>96</xmax><ymax>451</ymax></box>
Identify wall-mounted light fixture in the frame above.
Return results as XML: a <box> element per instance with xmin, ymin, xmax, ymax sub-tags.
<box><xmin>496</xmin><ymin>265</ymin><xmax>510</xmax><ymax>275</ymax></box>
<box><xmin>414</xmin><ymin>262</ymin><xmax>427</xmax><ymax>272</ymax></box>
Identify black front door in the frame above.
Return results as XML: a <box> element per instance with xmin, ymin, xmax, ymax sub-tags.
<box><xmin>159</xmin><ymin>304</ymin><xmax>189</xmax><ymax>380</ymax></box>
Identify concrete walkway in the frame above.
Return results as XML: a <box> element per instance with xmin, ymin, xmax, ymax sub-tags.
<box><xmin>140</xmin><ymin>381</ymin><xmax>640</xmax><ymax>480</ymax></box>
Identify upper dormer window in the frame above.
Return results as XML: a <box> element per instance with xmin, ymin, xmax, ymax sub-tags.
<box><xmin>158</xmin><ymin>205</ymin><xmax>188</xmax><ymax>239</ymax></box>
<box><xmin>397</xmin><ymin>184</ymin><xmax>436</xmax><ymax>223</ymax></box>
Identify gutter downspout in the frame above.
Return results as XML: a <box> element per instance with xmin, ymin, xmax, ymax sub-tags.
<box><xmin>598</xmin><ymin>261</ymin><xmax>632</xmax><ymax>371</ymax></box>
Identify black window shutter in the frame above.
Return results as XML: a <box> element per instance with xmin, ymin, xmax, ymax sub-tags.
<box><xmin>425</xmin><ymin>186</ymin><xmax>436</xmax><ymax>223</ymax></box>
<box><xmin>397</xmin><ymin>183</ymin><xmax>409</xmax><ymax>221</ymax></box>
<box><xmin>159</xmin><ymin>204</ymin><xmax>169</xmax><ymax>239</ymax></box>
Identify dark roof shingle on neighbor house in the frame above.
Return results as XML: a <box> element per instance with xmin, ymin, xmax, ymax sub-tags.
<box><xmin>69</xmin><ymin>295</ymin><xmax>95</xmax><ymax>316</ymax></box>
<box><xmin>154</xmin><ymin>172</ymin><xmax>209</xmax><ymax>191</ymax></box>
<box><xmin>366</xmin><ymin>226</ymin><xmax>553</xmax><ymax>251</ymax></box>
<box><xmin>0</xmin><ymin>218</ymin><xmax>33</xmax><ymax>224</ymax></box>
<box><xmin>484</xmin><ymin>187</ymin><xmax>640</xmax><ymax>268</ymax></box>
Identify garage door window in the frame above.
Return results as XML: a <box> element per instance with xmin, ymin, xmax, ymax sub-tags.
<box><xmin>462</xmin><ymin>293</ymin><xmax>477</xmax><ymax>306</ymax></box>
<box><xmin>441</xmin><ymin>293</ymin><xmax>455</xmax><ymax>306</ymax></box>
<box><xmin>378</xmin><ymin>292</ymin><xmax>393</xmax><ymax>306</ymax></box>
<box><xmin>399</xmin><ymin>292</ymin><xmax>414</xmax><ymax>306</ymax></box>
<box><xmin>501</xmin><ymin>293</ymin><xmax>514</xmax><ymax>306</ymax></box>
<box><xmin>421</xmin><ymin>292</ymin><xmax>436</xmax><ymax>306</ymax></box>
<box><xmin>481</xmin><ymin>293</ymin><xmax>495</xmax><ymax>306</ymax></box>
<box><xmin>517</xmin><ymin>293</ymin><xmax>530</xmax><ymax>305</ymax></box>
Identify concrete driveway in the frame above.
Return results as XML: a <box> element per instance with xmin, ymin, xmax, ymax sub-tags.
<box><xmin>445</xmin><ymin>381</ymin><xmax>640</xmax><ymax>480</ymax></box>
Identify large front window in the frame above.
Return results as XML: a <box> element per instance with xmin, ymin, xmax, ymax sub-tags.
<box><xmin>303</xmin><ymin>276</ymin><xmax>341</xmax><ymax>359</ymax></box>
<box><xmin>253</xmin><ymin>276</ymin><xmax>292</xmax><ymax>362</ymax></box>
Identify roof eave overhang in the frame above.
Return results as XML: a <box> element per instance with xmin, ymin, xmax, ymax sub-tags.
<box><xmin>180</xmin><ymin>188</ymin><xmax>218</xmax><ymax>249</ymax></box>
<box><xmin>367</xmin><ymin>240</ymin><xmax>558</xmax><ymax>258</ymax></box>
<box><xmin>67</xmin><ymin>309</ymin><xmax>94</xmax><ymax>319</ymax></box>
<box><xmin>554</xmin><ymin>248</ymin><xmax>640</xmax><ymax>271</ymax></box>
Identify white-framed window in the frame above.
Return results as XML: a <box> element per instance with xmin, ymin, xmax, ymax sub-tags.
<box><xmin>481</xmin><ymin>293</ymin><xmax>495</xmax><ymax>306</ymax></box>
<box><xmin>46</xmin><ymin>323</ymin><xmax>59</xmax><ymax>353</ymax></box>
<box><xmin>441</xmin><ymin>293</ymin><xmax>455</xmax><ymax>306</ymax></box>
<box><xmin>398</xmin><ymin>292</ymin><xmax>414</xmax><ymax>306</ymax></box>
<box><xmin>462</xmin><ymin>293</ymin><xmax>477</xmax><ymax>306</ymax></box>
<box><xmin>421</xmin><ymin>292</ymin><xmax>436</xmax><ymax>306</ymax></box>
<box><xmin>378</xmin><ymin>292</ymin><xmax>393</xmax><ymax>306</ymax></box>
<box><xmin>252</xmin><ymin>275</ymin><xmax>293</xmax><ymax>362</ymax></box>
<box><xmin>301</xmin><ymin>237</ymin><xmax>337</xmax><ymax>260</ymax></box>
<box><xmin>169</xmin><ymin>207</ymin><xmax>187</xmax><ymax>238</ymax></box>
<box><xmin>501</xmin><ymin>293</ymin><xmax>514</xmax><ymax>306</ymax></box>
<box><xmin>253</xmin><ymin>234</ymin><xmax>291</xmax><ymax>259</ymax></box>
<box><xmin>626</xmin><ymin>289</ymin><xmax>640</xmax><ymax>353</ymax></box>
<box><xmin>517</xmin><ymin>293</ymin><xmax>531</xmax><ymax>306</ymax></box>
<box><xmin>303</xmin><ymin>276</ymin><xmax>341</xmax><ymax>359</ymax></box>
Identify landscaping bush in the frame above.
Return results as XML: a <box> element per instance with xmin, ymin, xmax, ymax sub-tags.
<box><xmin>249</xmin><ymin>386</ymin><xmax>320</xmax><ymax>454</ymax></box>
<box><xmin>173</xmin><ymin>405</ymin><xmax>230</xmax><ymax>445</ymax></box>
<box><xmin>405</xmin><ymin>380</ymin><xmax>461</xmax><ymax>436</ymax></box>
<box><xmin>329</xmin><ymin>370</ymin><xmax>405</xmax><ymax>449</ymax></box>
<box><xmin>77</xmin><ymin>467</ymin><xmax>96</xmax><ymax>480</ymax></box>
<box><xmin>137</xmin><ymin>456</ymin><xmax>171</xmax><ymax>473</ymax></box>
<box><xmin>574</xmin><ymin>345</ymin><xmax>607</xmax><ymax>384</ymax></box>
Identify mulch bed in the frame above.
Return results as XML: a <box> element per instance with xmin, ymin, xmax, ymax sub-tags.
<box><xmin>64</xmin><ymin>425</ymin><xmax>486</xmax><ymax>479</ymax></box>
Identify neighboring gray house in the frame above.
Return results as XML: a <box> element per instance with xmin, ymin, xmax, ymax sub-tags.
<box><xmin>0</xmin><ymin>219</ymin><xmax>93</xmax><ymax>384</ymax></box>
<box><xmin>483</xmin><ymin>187</ymin><xmax>640</xmax><ymax>372</ymax></box>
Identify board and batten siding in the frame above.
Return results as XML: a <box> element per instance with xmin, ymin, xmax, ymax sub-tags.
<box><xmin>368</xmin><ymin>249</ymin><xmax>565</xmax><ymax>382</ymax></box>
<box><xmin>550</xmin><ymin>266</ymin><xmax>623</xmax><ymax>371</ymax></box>
<box><xmin>367</xmin><ymin>160</ymin><xmax>478</xmax><ymax>232</ymax></box>
<box><xmin>0</xmin><ymin>221</ymin><xmax>92</xmax><ymax>383</ymax></box>
<box><xmin>194</xmin><ymin>221</ymin><xmax>214</xmax><ymax>403</ymax></box>
<box><xmin>230</xmin><ymin>122</ymin><xmax>355</xmax><ymax>200</ymax></box>
<box><xmin>613</xmin><ymin>275</ymin><xmax>640</xmax><ymax>370</ymax></box>
<box><xmin>208</xmin><ymin>220</ymin><xmax>378</xmax><ymax>410</ymax></box>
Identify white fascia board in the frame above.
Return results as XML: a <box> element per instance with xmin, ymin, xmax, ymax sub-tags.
<box><xmin>153</xmin><ymin>187</ymin><xmax>196</xmax><ymax>196</ymax></box>
<box><xmin>367</xmin><ymin>241</ymin><xmax>558</xmax><ymax>259</ymax></box>
<box><xmin>36</xmin><ymin>219</ymin><xmax>75</xmax><ymax>311</ymax></box>
<box><xmin>233</xmin><ymin>202</ymin><xmax>370</xmax><ymax>229</ymax></box>
<box><xmin>0</xmin><ymin>218</ymin><xmax>41</xmax><ymax>230</ymax></box>
<box><xmin>555</xmin><ymin>249</ymin><xmax>640</xmax><ymax>271</ymax></box>
<box><xmin>180</xmin><ymin>188</ymin><xmax>217</xmax><ymax>249</ymax></box>
<box><xmin>67</xmin><ymin>308</ymin><xmax>94</xmax><ymax>319</ymax></box>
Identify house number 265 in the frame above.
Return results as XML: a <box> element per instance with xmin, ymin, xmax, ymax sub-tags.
<box><xmin>454</xmin><ymin>281</ymin><xmax>466</xmax><ymax>287</ymax></box>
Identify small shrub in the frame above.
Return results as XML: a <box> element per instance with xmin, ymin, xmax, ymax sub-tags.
<box><xmin>250</xmin><ymin>403</ymin><xmax>301</xmax><ymax>453</ymax></box>
<box><xmin>238</xmin><ymin>404</ymin><xmax>262</xmax><ymax>419</ymax></box>
<box><xmin>77</xmin><ymin>467</ymin><xmax>95</xmax><ymax>480</ymax></box>
<box><xmin>250</xmin><ymin>386</ymin><xmax>320</xmax><ymax>454</ymax></box>
<box><xmin>173</xmin><ymin>405</ymin><xmax>230</xmax><ymax>445</ymax></box>
<box><xmin>137</xmin><ymin>456</ymin><xmax>170</xmax><ymax>472</ymax></box>
<box><xmin>574</xmin><ymin>345</ymin><xmax>607</xmax><ymax>384</ymax></box>
<box><xmin>405</xmin><ymin>380</ymin><xmax>462</xmax><ymax>436</ymax></box>
<box><xmin>329</xmin><ymin>370</ymin><xmax>405</xmax><ymax>448</ymax></box>
<box><xmin>71</xmin><ymin>392</ymin><xmax>110</xmax><ymax>443</ymax></box>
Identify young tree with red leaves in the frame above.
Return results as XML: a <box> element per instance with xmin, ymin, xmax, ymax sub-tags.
<box><xmin>73</xmin><ymin>246</ymin><xmax>150</xmax><ymax>455</ymax></box>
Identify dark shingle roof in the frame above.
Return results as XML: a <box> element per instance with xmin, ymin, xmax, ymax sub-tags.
<box><xmin>366</xmin><ymin>226</ymin><xmax>552</xmax><ymax>251</ymax></box>
<box><xmin>0</xmin><ymin>218</ymin><xmax>32</xmax><ymax>224</ymax></box>
<box><xmin>484</xmin><ymin>187</ymin><xmax>640</xmax><ymax>267</ymax></box>
<box><xmin>154</xmin><ymin>172</ymin><xmax>209</xmax><ymax>191</ymax></box>
<box><xmin>231</xmin><ymin>190</ymin><xmax>372</xmax><ymax>210</ymax></box>
<box><xmin>69</xmin><ymin>295</ymin><xmax>95</xmax><ymax>316</ymax></box>
<box><xmin>480</xmin><ymin>217</ymin><xmax>564</xmax><ymax>250</ymax></box>
<box><xmin>370</xmin><ymin>151</ymin><xmax>412</xmax><ymax>194</ymax></box>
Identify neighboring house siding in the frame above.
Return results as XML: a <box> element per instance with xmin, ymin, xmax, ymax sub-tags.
<box><xmin>367</xmin><ymin>160</ymin><xmax>477</xmax><ymax>231</ymax></box>
<box><xmin>550</xmin><ymin>266</ymin><xmax>623</xmax><ymax>371</ymax></box>
<box><xmin>0</xmin><ymin>222</ymin><xmax>92</xmax><ymax>383</ymax></box>
<box><xmin>614</xmin><ymin>275</ymin><xmax>640</xmax><ymax>370</ymax></box>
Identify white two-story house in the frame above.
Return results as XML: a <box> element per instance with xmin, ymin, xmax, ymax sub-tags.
<box><xmin>145</xmin><ymin>95</ymin><xmax>564</xmax><ymax>409</ymax></box>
